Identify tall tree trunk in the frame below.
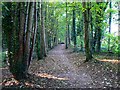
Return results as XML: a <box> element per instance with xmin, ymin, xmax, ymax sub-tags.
<box><xmin>108</xmin><ymin>1</ymin><xmax>112</xmax><ymax>52</ymax></box>
<box><xmin>40</xmin><ymin>2</ymin><xmax>47</xmax><ymax>59</ymax></box>
<box><xmin>72</xmin><ymin>5</ymin><xmax>77</xmax><ymax>51</ymax></box>
<box><xmin>82</xmin><ymin>2</ymin><xmax>93</xmax><ymax>62</ymax></box>
<box><xmin>24</xmin><ymin>2</ymin><xmax>34</xmax><ymax>71</ymax></box>
<box><xmin>28</xmin><ymin>2</ymin><xmax>37</xmax><ymax>67</ymax></box>
<box><xmin>7</xmin><ymin>2</ymin><xmax>14</xmax><ymax>74</ymax></box>
<box><xmin>55</xmin><ymin>19</ymin><xmax>58</xmax><ymax>46</ymax></box>
<box><xmin>65</xmin><ymin>2</ymin><xmax>68</xmax><ymax>49</ymax></box>
<box><xmin>80</xmin><ymin>15</ymin><xmax>84</xmax><ymax>51</ymax></box>
<box><xmin>96</xmin><ymin>28</ymin><xmax>101</xmax><ymax>52</ymax></box>
<box><xmin>9</xmin><ymin>3</ymin><xmax>27</xmax><ymax>79</ymax></box>
<box><xmin>53</xmin><ymin>7</ymin><xmax>57</xmax><ymax>47</ymax></box>
<box><xmin>68</xmin><ymin>24</ymin><xmax>71</xmax><ymax>45</ymax></box>
<box><xmin>36</xmin><ymin>2</ymin><xmax>41</xmax><ymax>60</ymax></box>
<box><xmin>89</xmin><ymin>2</ymin><xmax>94</xmax><ymax>53</ymax></box>
<box><xmin>17</xmin><ymin>2</ymin><xmax>26</xmax><ymax>78</ymax></box>
<box><xmin>44</xmin><ymin>3</ymin><xmax>48</xmax><ymax>52</ymax></box>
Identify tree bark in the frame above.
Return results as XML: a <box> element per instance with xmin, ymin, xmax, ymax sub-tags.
<box><xmin>65</xmin><ymin>2</ymin><xmax>68</xmax><ymax>49</ymax></box>
<box><xmin>108</xmin><ymin>1</ymin><xmax>112</xmax><ymax>52</ymax></box>
<box><xmin>24</xmin><ymin>2</ymin><xmax>34</xmax><ymax>70</ymax></box>
<box><xmin>28</xmin><ymin>2</ymin><xmax>37</xmax><ymax>67</ymax></box>
<box><xmin>7</xmin><ymin>2</ymin><xmax>14</xmax><ymax>74</ymax></box>
<box><xmin>40</xmin><ymin>2</ymin><xmax>47</xmax><ymax>59</ymax></box>
<box><xmin>82</xmin><ymin>2</ymin><xmax>93</xmax><ymax>62</ymax></box>
<box><xmin>9</xmin><ymin>3</ymin><xmax>27</xmax><ymax>80</ymax></box>
<box><xmin>89</xmin><ymin>2</ymin><xmax>94</xmax><ymax>53</ymax></box>
<box><xmin>68</xmin><ymin>24</ymin><xmax>71</xmax><ymax>45</ymax></box>
<box><xmin>72</xmin><ymin>5</ymin><xmax>77</xmax><ymax>51</ymax></box>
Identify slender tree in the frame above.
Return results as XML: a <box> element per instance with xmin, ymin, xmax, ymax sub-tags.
<box><xmin>89</xmin><ymin>2</ymin><xmax>94</xmax><ymax>53</ymax></box>
<box><xmin>72</xmin><ymin>4</ymin><xmax>77</xmax><ymax>51</ymax></box>
<box><xmin>108</xmin><ymin>1</ymin><xmax>112</xmax><ymax>52</ymax></box>
<box><xmin>65</xmin><ymin>2</ymin><xmax>68</xmax><ymax>49</ymax></box>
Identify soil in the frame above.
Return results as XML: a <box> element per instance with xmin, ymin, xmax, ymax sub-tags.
<box><xmin>1</xmin><ymin>44</ymin><xmax>119</xmax><ymax>89</ymax></box>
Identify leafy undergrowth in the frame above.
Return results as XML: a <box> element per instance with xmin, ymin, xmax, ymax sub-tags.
<box><xmin>1</xmin><ymin>44</ymin><xmax>120</xmax><ymax>89</ymax></box>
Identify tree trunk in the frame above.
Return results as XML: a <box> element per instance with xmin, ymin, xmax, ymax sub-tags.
<box><xmin>80</xmin><ymin>14</ymin><xmax>84</xmax><ymax>51</ymax></box>
<box><xmin>28</xmin><ymin>2</ymin><xmax>37</xmax><ymax>67</ymax></box>
<box><xmin>65</xmin><ymin>2</ymin><xmax>68</xmax><ymax>49</ymax></box>
<box><xmin>72</xmin><ymin>5</ymin><xmax>77</xmax><ymax>51</ymax></box>
<box><xmin>24</xmin><ymin>2</ymin><xmax>34</xmax><ymax>71</ymax></box>
<box><xmin>36</xmin><ymin>2</ymin><xmax>41</xmax><ymax>60</ymax></box>
<box><xmin>40</xmin><ymin>2</ymin><xmax>47</xmax><ymax>59</ymax></box>
<box><xmin>44</xmin><ymin>3</ymin><xmax>49</xmax><ymax>52</ymax></box>
<box><xmin>108</xmin><ymin>1</ymin><xmax>112</xmax><ymax>52</ymax></box>
<box><xmin>68</xmin><ymin>24</ymin><xmax>71</xmax><ymax>45</ymax></box>
<box><xmin>82</xmin><ymin>2</ymin><xmax>93</xmax><ymax>62</ymax></box>
<box><xmin>9</xmin><ymin>3</ymin><xmax>27</xmax><ymax>80</ymax></box>
<box><xmin>96</xmin><ymin>28</ymin><xmax>101</xmax><ymax>52</ymax></box>
<box><xmin>65</xmin><ymin>31</ymin><xmax>68</xmax><ymax>49</ymax></box>
<box><xmin>89</xmin><ymin>2</ymin><xmax>94</xmax><ymax>53</ymax></box>
<box><xmin>7</xmin><ymin>2</ymin><xmax>14</xmax><ymax>75</ymax></box>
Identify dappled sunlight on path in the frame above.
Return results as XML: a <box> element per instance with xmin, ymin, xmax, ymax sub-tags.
<box><xmin>98</xmin><ymin>59</ymin><xmax>120</xmax><ymax>64</ymax></box>
<box><xmin>35</xmin><ymin>73</ymin><xmax>68</xmax><ymax>80</ymax></box>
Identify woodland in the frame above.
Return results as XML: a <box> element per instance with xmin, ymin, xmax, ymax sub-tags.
<box><xmin>0</xmin><ymin>1</ymin><xmax>120</xmax><ymax>89</ymax></box>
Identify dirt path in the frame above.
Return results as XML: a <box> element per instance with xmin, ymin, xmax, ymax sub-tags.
<box><xmin>49</xmin><ymin>44</ymin><xmax>93</xmax><ymax>87</ymax></box>
<box><xmin>2</xmin><ymin>44</ymin><xmax>119</xmax><ymax>88</ymax></box>
<box><xmin>29</xmin><ymin>44</ymin><xmax>94</xmax><ymax>88</ymax></box>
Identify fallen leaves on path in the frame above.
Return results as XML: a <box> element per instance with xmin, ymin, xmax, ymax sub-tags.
<box><xmin>1</xmin><ymin>44</ymin><xmax>120</xmax><ymax>88</ymax></box>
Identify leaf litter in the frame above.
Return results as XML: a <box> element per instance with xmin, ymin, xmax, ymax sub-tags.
<box><xmin>1</xmin><ymin>44</ymin><xmax>120</xmax><ymax>88</ymax></box>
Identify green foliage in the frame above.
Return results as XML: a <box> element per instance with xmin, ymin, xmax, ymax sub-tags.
<box><xmin>102</xmin><ymin>33</ymin><xmax>119</xmax><ymax>54</ymax></box>
<box><xmin>106</xmin><ymin>8</ymin><xmax>117</xmax><ymax>14</ymax></box>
